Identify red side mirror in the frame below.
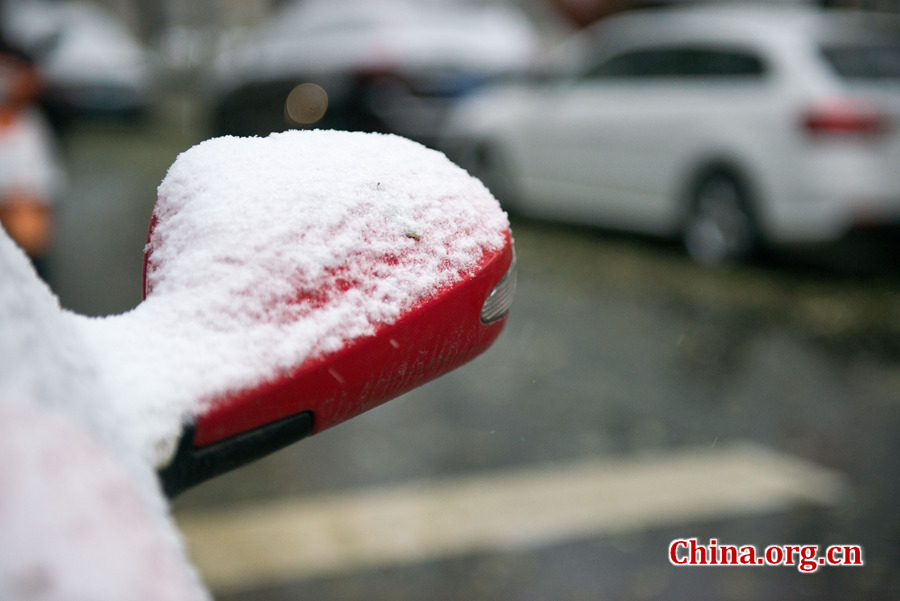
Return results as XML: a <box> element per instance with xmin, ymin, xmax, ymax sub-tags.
<box><xmin>125</xmin><ymin>131</ymin><xmax>515</xmax><ymax>496</ymax></box>
<box><xmin>0</xmin><ymin>130</ymin><xmax>514</xmax><ymax>598</ymax></box>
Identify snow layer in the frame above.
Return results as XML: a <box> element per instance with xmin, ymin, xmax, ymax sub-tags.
<box><xmin>0</xmin><ymin>233</ymin><xmax>209</xmax><ymax>601</ymax></box>
<box><xmin>1</xmin><ymin>130</ymin><xmax>507</xmax><ymax>599</ymax></box>
<box><xmin>0</xmin><ymin>405</ymin><xmax>208</xmax><ymax>601</ymax></box>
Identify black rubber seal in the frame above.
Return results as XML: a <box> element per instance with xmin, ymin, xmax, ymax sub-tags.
<box><xmin>158</xmin><ymin>411</ymin><xmax>314</xmax><ymax>499</ymax></box>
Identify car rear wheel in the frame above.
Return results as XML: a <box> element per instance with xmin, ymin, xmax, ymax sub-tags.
<box><xmin>683</xmin><ymin>172</ymin><xmax>757</xmax><ymax>266</ymax></box>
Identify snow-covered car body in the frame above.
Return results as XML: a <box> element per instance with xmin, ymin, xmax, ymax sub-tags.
<box><xmin>442</xmin><ymin>4</ymin><xmax>900</xmax><ymax>263</ymax></box>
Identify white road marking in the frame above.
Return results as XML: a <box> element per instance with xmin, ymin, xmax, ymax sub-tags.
<box><xmin>174</xmin><ymin>443</ymin><xmax>847</xmax><ymax>593</ymax></box>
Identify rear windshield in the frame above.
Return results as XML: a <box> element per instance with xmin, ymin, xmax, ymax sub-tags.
<box><xmin>821</xmin><ymin>43</ymin><xmax>900</xmax><ymax>80</ymax></box>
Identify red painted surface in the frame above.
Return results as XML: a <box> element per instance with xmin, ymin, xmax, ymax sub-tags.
<box><xmin>143</xmin><ymin>214</ymin><xmax>513</xmax><ymax>448</ymax></box>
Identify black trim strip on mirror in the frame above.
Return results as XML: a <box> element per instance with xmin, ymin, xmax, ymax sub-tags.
<box><xmin>158</xmin><ymin>411</ymin><xmax>314</xmax><ymax>499</ymax></box>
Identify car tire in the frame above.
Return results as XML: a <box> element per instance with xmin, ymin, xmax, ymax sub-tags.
<box><xmin>682</xmin><ymin>171</ymin><xmax>758</xmax><ymax>266</ymax></box>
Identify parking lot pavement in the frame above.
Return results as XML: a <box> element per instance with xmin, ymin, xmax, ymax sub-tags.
<box><xmin>176</xmin><ymin>443</ymin><xmax>847</xmax><ymax>593</ymax></box>
<box><xmin>171</xmin><ymin>221</ymin><xmax>898</xmax><ymax>601</ymax></box>
<box><xmin>50</xmin><ymin>120</ymin><xmax>900</xmax><ymax>600</ymax></box>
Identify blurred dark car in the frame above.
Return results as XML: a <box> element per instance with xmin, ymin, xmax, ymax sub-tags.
<box><xmin>209</xmin><ymin>0</ymin><xmax>538</xmax><ymax>146</ymax></box>
<box><xmin>2</xmin><ymin>0</ymin><xmax>157</xmax><ymax>131</ymax></box>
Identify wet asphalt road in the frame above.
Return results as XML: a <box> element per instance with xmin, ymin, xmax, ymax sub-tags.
<box><xmin>45</xmin><ymin>117</ymin><xmax>900</xmax><ymax>600</ymax></box>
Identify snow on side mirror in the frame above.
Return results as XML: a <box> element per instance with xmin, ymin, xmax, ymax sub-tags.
<box><xmin>0</xmin><ymin>130</ymin><xmax>513</xmax><ymax>599</ymax></box>
<box><xmin>84</xmin><ymin>131</ymin><xmax>513</xmax><ymax>497</ymax></box>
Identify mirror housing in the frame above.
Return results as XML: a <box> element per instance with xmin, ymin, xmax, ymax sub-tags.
<box><xmin>135</xmin><ymin>131</ymin><xmax>515</xmax><ymax>496</ymax></box>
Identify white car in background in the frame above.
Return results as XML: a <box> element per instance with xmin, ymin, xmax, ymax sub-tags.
<box><xmin>442</xmin><ymin>4</ymin><xmax>900</xmax><ymax>265</ymax></box>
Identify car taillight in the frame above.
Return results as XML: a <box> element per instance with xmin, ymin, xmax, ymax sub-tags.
<box><xmin>802</xmin><ymin>99</ymin><xmax>888</xmax><ymax>137</ymax></box>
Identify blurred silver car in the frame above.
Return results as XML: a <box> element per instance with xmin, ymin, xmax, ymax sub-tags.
<box><xmin>442</xmin><ymin>4</ymin><xmax>900</xmax><ymax>264</ymax></box>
